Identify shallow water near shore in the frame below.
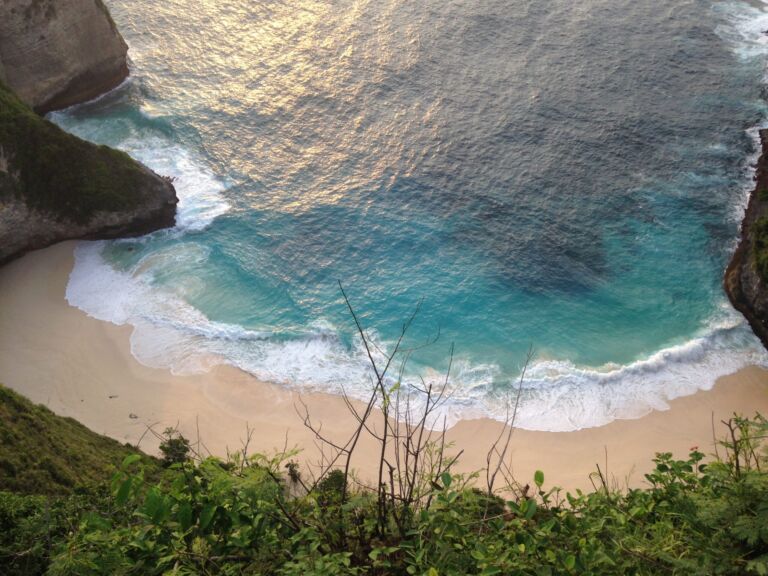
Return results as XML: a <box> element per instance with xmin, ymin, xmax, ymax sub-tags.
<box><xmin>54</xmin><ymin>0</ymin><xmax>768</xmax><ymax>430</ymax></box>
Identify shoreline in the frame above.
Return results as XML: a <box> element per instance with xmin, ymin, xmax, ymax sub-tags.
<box><xmin>1</xmin><ymin>241</ymin><xmax>768</xmax><ymax>491</ymax></box>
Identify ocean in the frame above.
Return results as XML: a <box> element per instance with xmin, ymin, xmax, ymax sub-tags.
<box><xmin>55</xmin><ymin>0</ymin><xmax>768</xmax><ymax>430</ymax></box>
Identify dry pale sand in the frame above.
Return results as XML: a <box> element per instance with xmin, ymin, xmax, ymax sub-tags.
<box><xmin>1</xmin><ymin>241</ymin><xmax>768</xmax><ymax>492</ymax></box>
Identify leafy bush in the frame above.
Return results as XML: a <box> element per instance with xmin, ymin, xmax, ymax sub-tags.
<box><xmin>0</xmin><ymin>490</ymin><xmax>115</xmax><ymax>576</ymax></box>
<box><xmin>158</xmin><ymin>427</ymin><xmax>192</xmax><ymax>467</ymax></box>
<box><xmin>4</xmin><ymin>381</ymin><xmax>768</xmax><ymax>575</ymax></box>
<box><xmin>36</xmin><ymin>414</ymin><xmax>768</xmax><ymax>575</ymax></box>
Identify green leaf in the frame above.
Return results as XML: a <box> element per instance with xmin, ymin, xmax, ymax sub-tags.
<box><xmin>121</xmin><ymin>453</ymin><xmax>142</xmax><ymax>469</ymax></box>
<box><xmin>524</xmin><ymin>498</ymin><xmax>537</xmax><ymax>520</ymax></box>
<box><xmin>534</xmin><ymin>470</ymin><xmax>544</xmax><ymax>488</ymax></box>
<box><xmin>143</xmin><ymin>489</ymin><xmax>165</xmax><ymax>523</ymax></box>
<box><xmin>564</xmin><ymin>555</ymin><xmax>576</xmax><ymax>571</ymax></box>
<box><xmin>441</xmin><ymin>472</ymin><xmax>452</xmax><ymax>489</ymax></box>
<box><xmin>199</xmin><ymin>504</ymin><xmax>218</xmax><ymax>531</ymax></box>
<box><xmin>178</xmin><ymin>502</ymin><xmax>193</xmax><ymax>532</ymax></box>
<box><xmin>115</xmin><ymin>477</ymin><xmax>132</xmax><ymax>505</ymax></box>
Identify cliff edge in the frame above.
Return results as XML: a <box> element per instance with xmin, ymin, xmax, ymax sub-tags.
<box><xmin>725</xmin><ymin>129</ymin><xmax>768</xmax><ymax>349</ymax></box>
<box><xmin>0</xmin><ymin>83</ymin><xmax>177</xmax><ymax>264</ymax></box>
<box><xmin>0</xmin><ymin>0</ymin><xmax>129</xmax><ymax>114</ymax></box>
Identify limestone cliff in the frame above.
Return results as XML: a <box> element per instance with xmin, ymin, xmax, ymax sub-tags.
<box><xmin>0</xmin><ymin>83</ymin><xmax>177</xmax><ymax>264</ymax></box>
<box><xmin>725</xmin><ymin>129</ymin><xmax>768</xmax><ymax>349</ymax></box>
<box><xmin>0</xmin><ymin>0</ymin><xmax>129</xmax><ymax>113</ymax></box>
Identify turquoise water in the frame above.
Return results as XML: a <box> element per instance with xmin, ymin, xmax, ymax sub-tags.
<box><xmin>58</xmin><ymin>0</ymin><xmax>768</xmax><ymax>430</ymax></box>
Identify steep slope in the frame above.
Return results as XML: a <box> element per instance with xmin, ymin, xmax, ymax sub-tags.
<box><xmin>0</xmin><ymin>384</ymin><xmax>159</xmax><ymax>495</ymax></box>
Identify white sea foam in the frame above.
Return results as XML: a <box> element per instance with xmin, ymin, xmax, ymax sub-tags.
<box><xmin>66</xmin><ymin>237</ymin><xmax>768</xmax><ymax>431</ymax></box>
<box><xmin>489</xmin><ymin>316</ymin><xmax>768</xmax><ymax>431</ymax></box>
<box><xmin>122</xmin><ymin>136</ymin><xmax>231</xmax><ymax>232</ymax></box>
<box><xmin>714</xmin><ymin>1</ymin><xmax>768</xmax><ymax>64</ymax></box>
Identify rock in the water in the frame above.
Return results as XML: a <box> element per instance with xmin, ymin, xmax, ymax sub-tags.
<box><xmin>0</xmin><ymin>0</ymin><xmax>129</xmax><ymax>113</ymax></box>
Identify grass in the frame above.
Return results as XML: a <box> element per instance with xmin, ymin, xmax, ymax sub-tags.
<box><xmin>0</xmin><ymin>384</ymin><xmax>159</xmax><ymax>495</ymax></box>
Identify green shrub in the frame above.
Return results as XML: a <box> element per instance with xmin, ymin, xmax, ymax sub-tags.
<box><xmin>39</xmin><ymin>414</ymin><xmax>768</xmax><ymax>575</ymax></box>
<box><xmin>4</xmin><ymin>377</ymin><xmax>768</xmax><ymax>575</ymax></box>
<box><xmin>158</xmin><ymin>427</ymin><xmax>191</xmax><ymax>467</ymax></box>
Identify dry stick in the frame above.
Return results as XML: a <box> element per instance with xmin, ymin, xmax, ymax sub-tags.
<box><xmin>295</xmin><ymin>400</ymin><xmax>352</xmax><ymax>481</ymax></box>
<box><xmin>744</xmin><ymin>415</ymin><xmax>762</xmax><ymax>472</ymax></box>
<box><xmin>298</xmin><ymin>369</ymin><xmax>385</xmax><ymax>502</ymax></box>
<box><xmin>239</xmin><ymin>424</ymin><xmax>253</xmax><ymax>474</ymax></box>
<box><xmin>486</xmin><ymin>346</ymin><xmax>533</xmax><ymax>496</ymax></box>
<box><xmin>392</xmin><ymin>352</ymin><xmax>413</xmax><ymax>503</ymax></box>
<box><xmin>337</xmin><ymin>383</ymin><xmax>384</xmax><ymax>441</ymax></box>
<box><xmin>425</xmin><ymin>416</ymin><xmax>450</xmax><ymax>510</ymax></box>
<box><xmin>404</xmin><ymin>348</ymin><xmax>454</xmax><ymax>507</ymax></box>
<box><xmin>723</xmin><ymin>417</ymin><xmax>741</xmax><ymax>477</ymax></box>
<box><xmin>195</xmin><ymin>415</ymin><xmax>202</xmax><ymax>460</ymax></box>
<box><xmin>135</xmin><ymin>421</ymin><xmax>162</xmax><ymax>451</ymax></box>
<box><xmin>711</xmin><ymin>411</ymin><xmax>721</xmax><ymax>461</ymax></box>
<box><xmin>412</xmin><ymin>347</ymin><xmax>453</xmax><ymax>496</ymax></box>
<box><xmin>338</xmin><ymin>282</ymin><xmax>421</xmax><ymax>533</ymax></box>
<box><xmin>594</xmin><ymin>463</ymin><xmax>609</xmax><ymax>494</ymax></box>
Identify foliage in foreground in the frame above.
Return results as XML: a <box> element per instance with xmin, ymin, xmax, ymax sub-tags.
<box><xmin>1</xmin><ymin>414</ymin><xmax>767</xmax><ymax>576</ymax></box>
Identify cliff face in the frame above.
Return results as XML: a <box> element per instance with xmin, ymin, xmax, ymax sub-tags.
<box><xmin>0</xmin><ymin>0</ymin><xmax>178</xmax><ymax>264</ymax></box>
<box><xmin>0</xmin><ymin>0</ymin><xmax>129</xmax><ymax>114</ymax></box>
<box><xmin>0</xmin><ymin>83</ymin><xmax>177</xmax><ymax>264</ymax></box>
<box><xmin>725</xmin><ymin>129</ymin><xmax>768</xmax><ymax>349</ymax></box>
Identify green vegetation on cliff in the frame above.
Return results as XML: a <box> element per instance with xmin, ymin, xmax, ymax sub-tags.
<box><xmin>44</xmin><ymin>428</ymin><xmax>768</xmax><ymax>575</ymax></box>
<box><xmin>0</xmin><ymin>82</ymin><xmax>160</xmax><ymax>224</ymax></box>
<box><xmin>753</xmin><ymin>216</ymin><xmax>768</xmax><ymax>282</ymax></box>
<box><xmin>0</xmin><ymin>384</ymin><xmax>161</xmax><ymax>575</ymax></box>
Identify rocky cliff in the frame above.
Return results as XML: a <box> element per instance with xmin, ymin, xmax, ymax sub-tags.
<box><xmin>725</xmin><ymin>129</ymin><xmax>768</xmax><ymax>349</ymax></box>
<box><xmin>0</xmin><ymin>0</ymin><xmax>178</xmax><ymax>264</ymax></box>
<box><xmin>0</xmin><ymin>0</ymin><xmax>129</xmax><ymax>114</ymax></box>
<box><xmin>0</xmin><ymin>82</ymin><xmax>177</xmax><ymax>264</ymax></box>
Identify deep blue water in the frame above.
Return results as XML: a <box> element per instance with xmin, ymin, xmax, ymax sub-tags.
<box><xmin>58</xmin><ymin>0</ymin><xmax>768</xmax><ymax>430</ymax></box>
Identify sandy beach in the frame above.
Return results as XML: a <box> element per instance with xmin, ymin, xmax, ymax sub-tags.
<box><xmin>1</xmin><ymin>241</ymin><xmax>767</xmax><ymax>492</ymax></box>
